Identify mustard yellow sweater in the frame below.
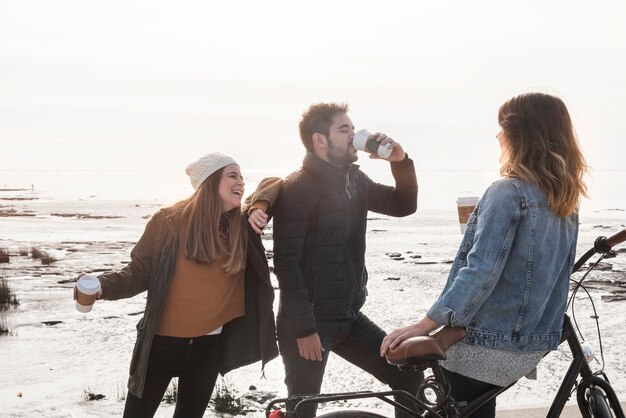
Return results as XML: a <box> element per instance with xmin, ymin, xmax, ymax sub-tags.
<box><xmin>155</xmin><ymin>238</ymin><xmax>244</xmax><ymax>338</ymax></box>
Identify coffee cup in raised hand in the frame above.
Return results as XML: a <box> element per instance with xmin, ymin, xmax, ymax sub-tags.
<box><xmin>353</xmin><ymin>129</ymin><xmax>392</xmax><ymax>159</ymax></box>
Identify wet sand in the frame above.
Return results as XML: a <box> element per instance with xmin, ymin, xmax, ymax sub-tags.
<box><xmin>1</xmin><ymin>186</ymin><xmax>625</xmax><ymax>417</ymax></box>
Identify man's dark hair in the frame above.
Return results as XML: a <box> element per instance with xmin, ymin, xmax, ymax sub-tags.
<box><xmin>299</xmin><ymin>102</ymin><xmax>349</xmax><ymax>151</ymax></box>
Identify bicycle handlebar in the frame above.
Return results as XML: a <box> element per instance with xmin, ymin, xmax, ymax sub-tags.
<box><xmin>604</xmin><ymin>227</ymin><xmax>626</xmax><ymax>249</ymax></box>
<box><xmin>593</xmin><ymin>227</ymin><xmax>626</xmax><ymax>254</ymax></box>
<box><xmin>573</xmin><ymin>226</ymin><xmax>626</xmax><ymax>273</ymax></box>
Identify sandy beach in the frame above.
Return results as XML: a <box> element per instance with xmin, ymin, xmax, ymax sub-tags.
<box><xmin>1</xmin><ymin>179</ymin><xmax>625</xmax><ymax>417</ymax></box>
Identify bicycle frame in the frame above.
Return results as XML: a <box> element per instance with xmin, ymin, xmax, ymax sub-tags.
<box><xmin>549</xmin><ymin>315</ymin><xmax>625</xmax><ymax>418</ymax></box>
<box><xmin>448</xmin><ymin>314</ymin><xmax>625</xmax><ymax>418</ymax></box>
<box><xmin>266</xmin><ymin>390</ymin><xmax>432</xmax><ymax>417</ymax></box>
<box><xmin>265</xmin><ymin>227</ymin><xmax>626</xmax><ymax>418</ymax></box>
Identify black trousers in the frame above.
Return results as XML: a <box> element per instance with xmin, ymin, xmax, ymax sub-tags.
<box><xmin>123</xmin><ymin>334</ymin><xmax>222</xmax><ymax>418</ymax></box>
<box><xmin>441</xmin><ymin>368</ymin><xmax>498</xmax><ymax>418</ymax></box>
<box><xmin>277</xmin><ymin>312</ymin><xmax>424</xmax><ymax>418</ymax></box>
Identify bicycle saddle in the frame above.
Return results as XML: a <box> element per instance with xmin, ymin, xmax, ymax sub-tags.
<box><xmin>386</xmin><ymin>326</ymin><xmax>467</xmax><ymax>367</ymax></box>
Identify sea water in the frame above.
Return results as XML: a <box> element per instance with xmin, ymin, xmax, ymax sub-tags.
<box><xmin>2</xmin><ymin>167</ymin><xmax>625</xmax><ymax>213</ymax></box>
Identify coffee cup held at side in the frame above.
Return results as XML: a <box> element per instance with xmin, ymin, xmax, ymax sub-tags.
<box><xmin>353</xmin><ymin>129</ymin><xmax>392</xmax><ymax>159</ymax></box>
<box><xmin>456</xmin><ymin>196</ymin><xmax>480</xmax><ymax>234</ymax></box>
<box><xmin>75</xmin><ymin>275</ymin><xmax>101</xmax><ymax>313</ymax></box>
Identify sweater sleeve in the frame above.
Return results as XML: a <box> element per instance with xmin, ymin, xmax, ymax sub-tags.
<box><xmin>243</xmin><ymin>176</ymin><xmax>283</xmax><ymax>214</ymax></box>
<box><xmin>366</xmin><ymin>154</ymin><xmax>418</xmax><ymax>216</ymax></box>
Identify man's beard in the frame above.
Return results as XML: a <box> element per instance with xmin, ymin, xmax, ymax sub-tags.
<box><xmin>327</xmin><ymin>139</ymin><xmax>358</xmax><ymax>168</ymax></box>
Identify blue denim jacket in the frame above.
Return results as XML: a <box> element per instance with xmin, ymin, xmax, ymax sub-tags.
<box><xmin>427</xmin><ymin>178</ymin><xmax>579</xmax><ymax>352</ymax></box>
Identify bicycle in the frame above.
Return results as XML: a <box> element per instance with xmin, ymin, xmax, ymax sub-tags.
<box><xmin>265</xmin><ymin>227</ymin><xmax>626</xmax><ymax>418</ymax></box>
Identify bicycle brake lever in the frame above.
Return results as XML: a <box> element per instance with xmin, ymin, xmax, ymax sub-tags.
<box><xmin>604</xmin><ymin>249</ymin><xmax>617</xmax><ymax>259</ymax></box>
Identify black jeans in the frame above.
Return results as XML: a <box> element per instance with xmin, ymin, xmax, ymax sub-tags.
<box><xmin>441</xmin><ymin>368</ymin><xmax>498</xmax><ymax>418</ymax></box>
<box><xmin>277</xmin><ymin>312</ymin><xmax>423</xmax><ymax>418</ymax></box>
<box><xmin>123</xmin><ymin>334</ymin><xmax>222</xmax><ymax>418</ymax></box>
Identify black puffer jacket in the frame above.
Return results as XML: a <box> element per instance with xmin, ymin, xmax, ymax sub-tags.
<box><xmin>273</xmin><ymin>152</ymin><xmax>418</xmax><ymax>337</ymax></box>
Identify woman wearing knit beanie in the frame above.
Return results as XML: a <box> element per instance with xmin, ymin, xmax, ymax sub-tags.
<box><xmin>74</xmin><ymin>152</ymin><xmax>281</xmax><ymax>418</ymax></box>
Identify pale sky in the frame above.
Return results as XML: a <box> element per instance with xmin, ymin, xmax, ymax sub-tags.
<box><xmin>1</xmin><ymin>0</ymin><xmax>625</xmax><ymax>173</ymax></box>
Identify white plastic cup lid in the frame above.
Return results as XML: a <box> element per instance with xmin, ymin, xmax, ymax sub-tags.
<box><xmin>76</xmin><ymin>275</ymin><xmax>101</xmax><ymax>295</ymax></box>
<box><xmin>353</xmin><ymin>129</ymin><xmax>371</xmax><ymax>150</ymax></box>
<box><xmin>456</xmin><ymin>196</ymin><xmax>480</xmax><ymax>206</ymax></box>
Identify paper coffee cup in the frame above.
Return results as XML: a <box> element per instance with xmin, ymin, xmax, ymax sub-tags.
<box><xmin>456</xmin><ymin>196</ymin><xmax>479</xmax><ymax>234</ymax></box>
<box><xmin>353</xmin><ymin>129</ymin><xmax>392</xmax><ymax>159</ymax></box>
<box><xmin>75</xmin><ymin>275</ymin><xmax>101</xmax><ymax>313</ymax></box>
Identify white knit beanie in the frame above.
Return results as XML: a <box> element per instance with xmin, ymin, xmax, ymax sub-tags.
<box><xmin>185</xmin><ymin>152</ymin><xmax>239</xmax><ymax>191</ymax></box>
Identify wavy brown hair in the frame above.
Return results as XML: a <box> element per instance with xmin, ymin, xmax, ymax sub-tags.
<box><xmin>170</xmin><ymin>167</ymin><xmax>247</xmax><ymax>274</ymax></box>
<box><xmin>498</xmin><ymin>92</ymin><xmax>588</xmax><ymax>217</ymax></box>
<box><xmin>299</xmin><ymin>102</ymin><xmax>349</xmax><ymax>152</ymax></box>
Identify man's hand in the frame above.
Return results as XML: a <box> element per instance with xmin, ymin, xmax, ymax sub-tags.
<box><xmin>73</xmin><ymin>272</ymin><xmax>103</xmax><ymax>300</ymax></box>
<box><xmin>368</xmin><ymin>132</ymin><xmax>406</xmax><ymax>163</ymax></box>
<box><xmin>297</xmin><ymin>332</ymin><xmax>325</xmax><ymax>361</ymax></box>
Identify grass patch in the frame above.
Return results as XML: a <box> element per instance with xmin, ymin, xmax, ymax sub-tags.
<box><xmin>163</xmin><ymin>379</ymin><xmax>178</xmax><ymax>404</ymax></box>
<box><xmin>83</xmin><ymin>387</ymin><xmax>105</xmax><ymax>401</ymax></box>
<box><xmin>116</xmin><ymin>384</ymin><xmax>127</xmax><ymax>401</ymax></box>
<box><xmin>212</xmin><ymin>378</ymin><xmax>245</xmax><ymax>415</ymax></box>
<box><xmin>31</xmin><ymin>247</ymin><xmax>44</xmax><ymax>259</ymax></box>
<box><xmin>30</xmin><ymin>247</ymin><xmax>57</xmax><ymax>265</ymax></box>
<box><xmin>19</xmin><ymin>247</ymin><xmax>29</xmax><ymax>256</ymax></box>
<box><xmin>0</xmin><ymin>277</ymin><xmax>19</xmax><ymax>310</ymax></box>
<box><xmin>0</xmin><ymin>275</ymin><xmax>18</xmax><ymax>335</ymax></box>
<box><xmin>0</xmin><ymin>248</ymin><xmax>9</xmax><ymax>263</ymax></box>
<box><xmin>40</xmin><ymin>253</ymin><xmax>58</xmax><ymax>265</ymax></box>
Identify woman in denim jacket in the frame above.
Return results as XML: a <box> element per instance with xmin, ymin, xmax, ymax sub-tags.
<box><xmin>381</xmin><ymin>93</ymin><xmax>588</xmax><ymax>418</ymax></box>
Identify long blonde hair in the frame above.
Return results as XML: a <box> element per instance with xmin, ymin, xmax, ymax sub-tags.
<box><xmin>498</xmin><ymin>93</ymin><xmax>588</xmax><ymax>217</ymax></box>
<box><xmin>170</xmin><ymin>167</ymin><xmax>247</xmax><ymax>274</ymax></box>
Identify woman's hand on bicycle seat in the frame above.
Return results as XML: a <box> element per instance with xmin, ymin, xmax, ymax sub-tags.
<box><xmin>380</xmin><ymin>316</ymin><xmax>441</xmax><ymax>357</ymax></box>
